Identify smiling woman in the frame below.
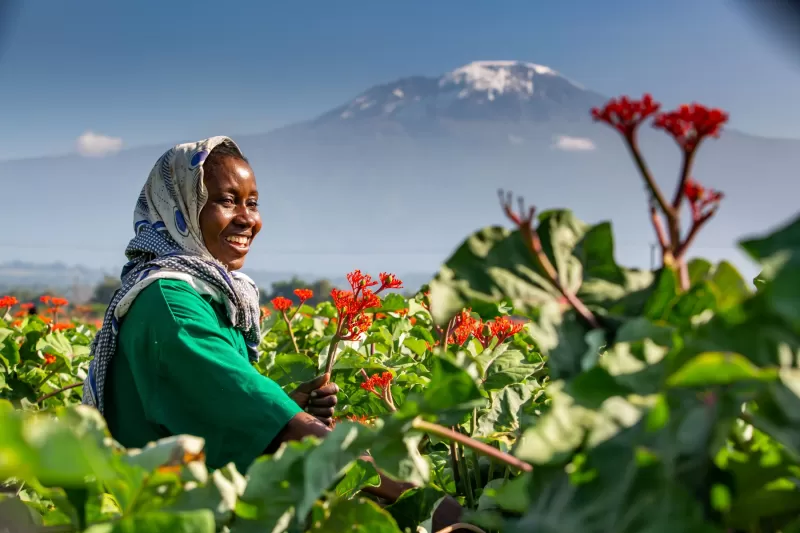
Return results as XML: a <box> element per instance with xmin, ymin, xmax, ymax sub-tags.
<box><xmin>76</xmin><ymin>137</ymin><xmax>417</xmax><ymax>504</ymax></box>
<box><xmin>198</xmin><ymin>141</ymin><xmax>262</xmax><ymax>270</ymax></box>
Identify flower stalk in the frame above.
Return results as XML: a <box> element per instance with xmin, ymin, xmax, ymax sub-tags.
<box><xmin>591</xmin><ymin>95</ymin><xmax>728</xmax><ymax>291</ymax></box>
<box><xmin>498</xmin><ymin>190</ymin><xmax>600</xmax><ymax>329</ymax></box>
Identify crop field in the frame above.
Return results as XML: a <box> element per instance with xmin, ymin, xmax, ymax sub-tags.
<box><xmin>1</xmin><ymin>95</ymin><xmax>800</xmax><ymax>533</ymax></box>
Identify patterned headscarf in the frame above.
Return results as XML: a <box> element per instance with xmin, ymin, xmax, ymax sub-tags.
<box><xmin>82</xmin><ymin>136</ymin><xmax>262</xmax><ymax>415</ymax></box>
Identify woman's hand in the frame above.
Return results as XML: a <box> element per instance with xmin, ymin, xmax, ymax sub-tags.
<box><xmin>288</xmin><ymin>373</ymin><xmax>339</xmax><ymax>427</ymax></box>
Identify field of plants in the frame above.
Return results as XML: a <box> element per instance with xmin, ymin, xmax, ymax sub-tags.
<box><xmin>2</xmin><ymin>94</ymin><xmax>800</xmax><ymax>533</ymax></box>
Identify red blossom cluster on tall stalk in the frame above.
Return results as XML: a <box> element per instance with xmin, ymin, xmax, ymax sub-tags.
<box><xmin>499</xmin><ymin>94</ymin><xmax>728</xmax><ymax>328</ymax></box>
<box><xmin>270</xmin><ymin>288</ymin><xmax>315</xmax><ymax>354</ymax></box>
<box><xmin>591</xmin><ymin>94</ymin><xmax>727</xmax><ymax>290</ymax></box>
<box><xmin>326</xmin><ymin>270</ymin><xmax>403</xmax><ymax>374</ymax></box>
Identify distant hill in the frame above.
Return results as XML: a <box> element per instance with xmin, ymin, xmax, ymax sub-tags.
<box><xmin>2</xmin><ymin>60</ymin><xmax>793</xmax><ymax>281</ymax></box>
<box><xmin>0</xmin><ymin>261</ymin><xmax>433</xmax><ymax>300</ymax></box>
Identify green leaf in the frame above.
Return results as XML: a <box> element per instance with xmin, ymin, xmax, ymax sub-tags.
<box><xmin>297</xmin><ymin>422</ymin><xmax>377</xmax><ymax>519</ymax></box>
<box><xmin>333</xmin><ymin>459</ymin><xmax>381</xmax><ymax>499</ymax></box>
<box><xmin>384</xmin><ymin>486</ymin><xmax>447</xmax><ymax>532</ymax></box>
<box><xmin>667</xmin><ymin>352</ymin><xmax>778</xmax><ymax>388</ymax></box>
<box><xmin>482</xmin><ymin>350</ymin><xmax>541</xmax><ymax>391</ymax></box>
<box><xmin>402</xmin><ymin>337</ymin><xmax>428</xmax><ymax>357</ymax></box>
<box><xmin>378</xmin><ymin>293</ymin><xmax>408</xmax><ymax>313</ymax></box>
<box><xmin>83</xmin><ymin>510</ymin><xmax>216</xmax><ymax>533</ymax></box>
<box><xmin>317</xmin><ymin>497</ymin><xmax>402</xmax><ymax>533</ymax></box>
<box><xmin>476</xmin><ymin>383</ymin><xmax>534</xmax><ymax>437</ymax></box>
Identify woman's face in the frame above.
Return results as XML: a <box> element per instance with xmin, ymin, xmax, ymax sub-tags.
<box><xmin>199</xmin><ymin>156</ymin><xmax>262</xmax><ymax>271</ymax></box>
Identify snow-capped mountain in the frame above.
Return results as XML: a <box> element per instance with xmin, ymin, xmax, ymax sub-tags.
<box><xmin>2</xmin><ymin>60</ymin><xmax>798</xmax><ymax>285</ymax></box>
<box><xmin>314</xmin><ymin>60</ymin><xmax>607</xmax><ymax>125</ymax></box>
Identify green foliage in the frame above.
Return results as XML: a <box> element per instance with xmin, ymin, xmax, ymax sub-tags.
<box><xmin>1</xmin><ymin>208</ymin><xmax>799</xmax><ymax>532</ymax></box>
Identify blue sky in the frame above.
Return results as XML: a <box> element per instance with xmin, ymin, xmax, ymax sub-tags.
<box><xmin>2</xmin><ymin>0</ymin><xmax>800</xmax><ymax>161</ymax></box>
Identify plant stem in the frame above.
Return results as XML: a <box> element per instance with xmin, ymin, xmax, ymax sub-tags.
<box><xmin>470</xmin><ymin>409</ymin><xmax>482</xmax><ymax>490</ymax></box>
<box><xmin>499</xmin><ymin>191</ymin><xmax>600</xmax><ymax>330</ymax></box>
<box><xmin>624</xmin><ymin>136</ymin><xmax>674</xmax><ymax>221</ymax></box>
<box><xmin>457</xmin><ymin>440</ymin><xmax>475</xmax><ymax>509</ymax></box>
<box><xmin>671</xmin><ymin>148</ymin><xmax>698</xmax><ymax>210</ymax></box>
<box><xmin>281</xmin><ymin>310</ymin><xmax>300</xmax><ymax>353</ymax></box>
<box><xmin>324</xmin><ymin>338</ymin><xmax>340</xmax><ymax>375</ymax></box>
<box><xmin>412</xmin><ymin>418</ymin><xmax>532</xmax><ymax>473</ymax></box>
<box><xmin>449</xmin><ymin>439</ymin><xmax>462</xmax><ymax>496</ymax></box>
<box><xmin>37</xmin><ymin>381</ymin><xmax>83</xmax><ymax>404</ymax></box>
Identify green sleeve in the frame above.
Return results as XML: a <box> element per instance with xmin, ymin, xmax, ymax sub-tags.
<box><xmin>120</xmin><ymin>279</ymin><xmax>302</xmax><ymax>472</ymax></box>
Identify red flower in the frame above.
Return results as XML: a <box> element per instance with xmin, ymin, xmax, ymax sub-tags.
<box><xmin>683</xmin><ymin>177</ymin><xmax>724</xmax><ymax>221</ymax></box>
<box><xmin>490</xmin><ymin>316</ymin><xmax>525</xmax><ymax>343</ymax></box>
<box><xmin>409</xmin><ymin>316</ymin><xmax>417</xmax><ymax>325</ymax></box>
<box><xmin>361</xmin><ymin>371</ymin><xmax>394</xmax><ymax>393</ymax></box>
<box><xmin>379</xmin><ymin>273</ymin><xmax>403</xmax><ymax>290</ymax></box>
<box><xmin>653</xmin><ymin>103</ymin><xmax>728</xmax><ymax>152</ymax></box>
<box><xmin>448</xmin><ymin>310</ymin><xmax>527</xmax><ymax>348</ymax></box>
<box><xmin>0</xmin><ymin>295</ymin><xmax>18</xmax><ymax>309</ymax></box>
<box><xmin>346</xmin><ymin>414</ymin><xmax>374</xmax><ymax>425</ymax></box>
<box><xmin>347</xmin><ymin>270</ymin><xmax>378</xmax><ymax>291</ymax></box>
<box><xmin>591</xmin><ymin>94</ymin><xmax>661</xmax><ymax>137</ymax></box>
<box><xmin>259</xmin><ymin>306</ymin><xmax>271</xmax><ymax>319</ymax></box>
<box><xmin>43</xmin><ymin>353</ymin><xmax>56</xmax><ymax>365</ymax></box>
<box><xmin>50</xmin><ymin>297</ymin><xmax>69</xmax><ymax>307</ymax></box>
<box><xmin>40</xmin><ymin>295</ymin><xmax>51</xmax><ymax>305</ymax></box>
<box><xmin>271</xmin><ymin>296</ymin><xmax>293</xmax><ymax>312</ymax></box>
<box><xmin>10</xmin><ymin>320</ymin><xmax>22</xmax><ymax>328</ymax></box>
<box><xmin>52</xmin><ymin>322</ymin><xmax>74</xmax><ymax>332</ymax></box>
<box><xmin>20</xmin><ymin>302</ymin><xmax>34</xmax><ymax>310</ymax></box>
<box><xmin>448</xmin><ymin>309</ymin><xmax>481</xmax><ymax>346</ymax></box>
<box><xmin>13</xmin><ymin>310</ymin><xmax>27</xmax><ymax>318</ymax></box>
<box><xmin>293</xmin><ymin>288</ymin><xmax>313</xmax><ymax>302</ymax></box>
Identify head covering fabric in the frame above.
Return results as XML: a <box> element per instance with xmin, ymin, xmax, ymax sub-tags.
<box><xmin>82</xmin><ymin>136</ymin><xmax>262</xmax><ymax>415</ymax></box>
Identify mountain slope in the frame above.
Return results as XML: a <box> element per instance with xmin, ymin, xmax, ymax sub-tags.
<box><xmin>1</xmin><ymin>60</ymin><xmax>797</xmax><ymax>283</ymax></box>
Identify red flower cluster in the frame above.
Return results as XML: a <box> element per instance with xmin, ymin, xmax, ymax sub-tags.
<box><xmin>20</xmin><ymin>302</ymin><xmax>34</xmax><ymax>311</ymax></box>
<box><xmin>259</xmin><ymin>306</ymin><xmax>271</xmax><ymax>319</ymax></box>
<box><xmin>0</xmin><ymin>295</ymin><xmax>18</xmax><ymax>309</ymax></box>
<box><xmin>52</xmin><ymin>323</ymin><xmax>75</xmax><ymax>332</ymax></box>
<box><xmin>684</xmin><ymin>177</ymin><xmax>724</xmax><ymax>221</ymax></box>
<box><xmin>271</xmin><ymin>296</ymin><xmax>293</xmax><ymax>312</ymax></box>
<box><xmin>449</xmin><ymin>310</ymin><xmax>526</xmax><ymax>348</ymax></box>
<box><xmin>293</xmin><ymin>288</ymin><xmax>313</xmax><ymax>302</ymax></box>
<box><xmin>361</xmin><ymin>371</ymin><xmax>394</xmax><ymax>393</ymax></box>
<box><xmin>592</xmin><ymin>94</ymin><xmax>728</xmax><ymax>154</ymax></box>
<box><xmin>653</xmin><ymin>103</ymin><xmax>728</xmax><ymax>152</ymax></box>
<box><xmin>330</xmin><ymin>270</ymin><xmax>402</xmax><ymax>340</ymax></box>
<box><xmin>591</xmin><ymin>94</ymin><xmax>661</xmax><ymax>137</ymax></box>
<box><xmin>41</xmin><ymin>296</ymin><xmax>68</xmax><ymax>308</ymax></box>
<box><xmin>43</xmin><ymin>353</ymin><xmax>56</xmax><ymax>365</ymax></box>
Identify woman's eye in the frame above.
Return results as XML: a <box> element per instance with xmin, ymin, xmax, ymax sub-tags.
<box><xmin>248</xmin><ymin>201</ymin><xmax>259</xmax><ymax>209</ymax></box>
<box><xmin>220</xmin><ymin>198</ymin><xmax>235</xmax><ymax>206</ymax></box>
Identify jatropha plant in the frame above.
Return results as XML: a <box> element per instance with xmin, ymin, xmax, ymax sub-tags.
<box><xmin>591</xmin><ymin>95</ymin><xmax>728</xmax><ymax>290</ymax></box>
<box><xmin>499</xmin><ymin>94</ymin><xmax>728</xmax><ymax>328</ymax></box>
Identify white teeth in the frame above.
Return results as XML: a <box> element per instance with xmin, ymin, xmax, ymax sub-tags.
<box><xmin>226</xmin><ymin>236</ymin><xmax>249</xmax><ymax>245</ymax></box>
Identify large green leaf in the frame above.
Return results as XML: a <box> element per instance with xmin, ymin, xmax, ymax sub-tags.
<box><xmin>317</xmin><ymin>497</ymin><xmax>402</xmax><ymax>533</ymax></box>
<box><xmin>427</xmin><ymin>211</ymin><xmax>655</xmax><ymax>325</ymax></box>
<box><xmin>83</xmin><ymin>510</ymin><xmax>216</xmax><ymax>533</ymax></box>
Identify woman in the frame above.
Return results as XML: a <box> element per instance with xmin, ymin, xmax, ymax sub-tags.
<box><xmin>80</xmin><ymin>136</ymin><xmax>414</xmax><ymax>502</ymax></box>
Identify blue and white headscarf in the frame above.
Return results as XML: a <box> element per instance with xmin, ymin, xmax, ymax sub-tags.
<box><xmin>82</xmin><ymin>136</ymin><xmax>262</xmax><ymax>415</ymax></box>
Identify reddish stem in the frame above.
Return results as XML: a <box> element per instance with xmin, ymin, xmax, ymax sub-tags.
<box><xmin>675</xmin><ymin>207</ymin><xmax>717</xmax><ymax>261</ymax></box>
<box><xmin>499</xmin><ymin>190</ymin><xmax>600</xmax><ymax>330</ymax></box>
<box><xmin>412</xmin><ymin>419</ymin><xmax>532</xmax><ymax>473</ymax></box>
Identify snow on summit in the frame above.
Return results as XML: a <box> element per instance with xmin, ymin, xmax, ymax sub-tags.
<box><xmin>439</xmin><ymin>60</ymin><xmax>569</xmax><ymax>100</ymax></box>
<box><xmin>317</xmin><ymin>60</ymin><xmax>604</xmax><ymax>124</ymax></box>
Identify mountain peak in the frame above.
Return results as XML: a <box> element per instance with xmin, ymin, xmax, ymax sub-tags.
<box><xmin>440</xmin><ymin>60</ymin><xmax>575</xmax><ymax>99</ymax></box>
<box><xmin>316</xmin><ymin>60</ymin><xmax>603</xmax><ymax>125</ymax></box>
